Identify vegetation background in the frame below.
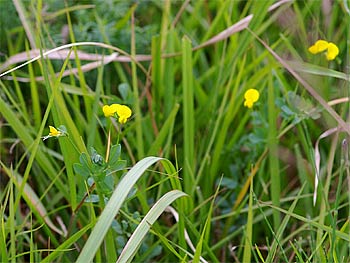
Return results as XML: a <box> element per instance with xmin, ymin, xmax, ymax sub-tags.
<box><xmin>1</xmin><ymin>0</ymin><xmax>350</xmax><ymax>262</ymax></box>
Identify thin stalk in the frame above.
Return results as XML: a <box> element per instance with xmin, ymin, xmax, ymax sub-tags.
<box><xmin>131</xmin><ymin>6</ymin><xmax>144</xmax><ymax>159</ymax></box>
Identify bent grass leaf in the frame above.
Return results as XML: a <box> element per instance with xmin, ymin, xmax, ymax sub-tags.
<box><xmin>116</xmin><ymin>190</ymin><xmax>187</xmax><ymax>263</ymax></box>
<box><xmin>288</xmin><ymin>60</ymin><xmax>349</xmax><ymax>81</ymax></box>
<box><xmin>313</xmin><ymin>127</ymin><xmax>339</xmax><ymax>205</ymax></box>
<box><xmin>76</xmin><ymin>156</ymin><xmax>178</xmax><ymax>263</ymax></box>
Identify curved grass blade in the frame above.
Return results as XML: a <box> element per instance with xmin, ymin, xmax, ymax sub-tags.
<box><xmin>117</xmin><ymin>190</ymin><xmax>187</xmax><ymax>263</ymax></box>
<box><xmin>76</xmin><ymin>156</ymin><xmax>163</xmax><ymax>263</ymax></box>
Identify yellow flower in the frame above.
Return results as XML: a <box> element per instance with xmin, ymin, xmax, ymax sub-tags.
<box><xmin>308</xmin><ymin>39</ymin><xmax>339</xmax><ymax>61</ymax></box>
<box><xmin>103</xmin><ymin>104</ymin><xmax>132</xmax><ymax>124</ymax></box>
<box><xmin>326</xmin><ymin>42</ymin><xmax>339</xmax><ymax>60</ymax></box>
<box><xmin>42</xmin><ymin>125</ymin><xmax>66</xmax><ymax>141</ymax></box>
<box><xmin>308</xmin><ymin>40</ymin><xmax>329</xmax><ymax>54</ymax></box>
<box><xmin>49</xmin><ymin>126</ymin><xmax>62</xmax><ymax>137</ymax></box>
<box><xmin>115</xmin><ymin>104</ymin><xmax>132</xmax><ymax>124</ymax></box>
<box><xmin>244</xmin><ymin>89</ymin><xmax>260</xmax><ymax>109</ymax></box>
<box><xmin>103</xmin><ymin>104</ymin><xmax>118</xmax><ymax>117</ymax></box>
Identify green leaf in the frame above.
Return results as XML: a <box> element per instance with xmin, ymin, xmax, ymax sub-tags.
<box><xmin>109</xmin><ymin>144</ymin><xmax>121</xmax><ymax>165</ymax></box>
<box><xmin>109</xmin><ymin>160</ymin><xmax>127</xmax><ymax>173</ymax></box>
<box><xmin>118</xmin><ymin>83</ymin><xmax>130</xmax><ymax>101</ymax></box>
<box><xmin>79</xmin><ymin>152</ymin><xmax>91</xmax><ymax>168</ymax></box>
<box><xmin>73</xmin><ymin>163</ymin><xmax>90</xmax><ymax>178</ymax></box>
<box><xmin>90</xmin><ymin>147</ymin><xmax>104</xmax><ymax>165</ymax></box>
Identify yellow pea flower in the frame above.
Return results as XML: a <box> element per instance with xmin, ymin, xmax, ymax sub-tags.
<box><xmin>103</xmin><ymin>104</ymin><xmax>132</xmax><ymax>124</ymax></box>
<box><xmin>42</xmin><ymin>125</ymin><xmax>66</xmax><ymax>141</ymax></box>
<box><xmin>308</xmin><ymin>40</ymin><xmax>329</xmax><ymax>54</ymax></box>
<box><xmin>103</xmin><ymin>104</ymin><xmax>118</xmax><ymax>117</ymax></box>
<box><xmin>49</xmin><ymin>126</ymin><xmax>62</xmax><ymax>137</ymax></box>
<box><xmin>308</xmin><ymin>39</ymin><xmax>339</xmax><ymax>61</ymax></box>
<box><xmin>326</xmin><ymin>42</ymin><xmax>339</xmax><ymax>60</ymax></box>
<box><xmin>244</xmin><ymin>89</ymin><xmax>260</xmax><ymax>109</ymax></box>
<box><xmin>115</xmin><ymin>104</ymin><xmax>132</xmax><ymax>124</ymax></box>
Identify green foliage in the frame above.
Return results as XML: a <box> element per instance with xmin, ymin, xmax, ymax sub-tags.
<box><xmin>277</xmin><ymin>91</ymin><xmax>322</xmax><ymax>124</ymax></box>
<box><xmin>73</xmin><ymin>144</ymin><xmax>126</xmax><ymax>199</ymax></box>
<box><xmin>1</xmin><ymin>0</ymin><xmax>350</xmax><ymax>262</ymax></box>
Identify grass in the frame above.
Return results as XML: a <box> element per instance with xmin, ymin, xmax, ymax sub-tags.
<box><xmin>1</xmin><ymin>0</ymin><xmax>350</xmax><ymax>262</ymax></box>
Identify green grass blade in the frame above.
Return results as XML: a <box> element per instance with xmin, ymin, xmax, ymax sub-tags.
<box><xmin>0</xmin><ymin>189</ymin><xmax>9</xmax><ymax>262</ymax></box>
<box><xmin>40</xmin><ymin>49</ymin><xmax>89</xmax><ymax>209</ymax></box>
<box><xmin>86</xmin><ymin>61</ymin><xmax>104</xmax><ymax>150</ymax></box>
<box><xmin>288</xmin><ymin>60</ymin><xmax>349</xmax><ymax>81</ymax></box>
<box><xmin>9</xmin><ymin>180</ymin><xmax>15</xmax><ymax>263</ymax></box>
<box><xmin>267</xmin><ymin>64</ymin><xmax>280</xmax><ymax>230</ymax></box>
<box><xmin>105</xmin><ymin>229</ymin><xmax>117</xmax><ymax>263</ymax></box>
<box><xmin>242</xmin><ymin>176</ymin><xmax>253</xmax><ymax>263</ymax></box>
<box><xmin>164</xmin><ymin>29</ymin><xmax>175</xmax><ymax>117</ymax></box>
<box><xmin>182</xmin><ymin>36</ymin><xmax>195</xmax><ymax>195</ymax></box>
<box><xmin>41</xmin><ymin>223</ymin><xmax>93</xmax><ymax>263</ymax></box>
<box><xmin>0</xmin><ymin>84</ymin><xmax>67</xmax><ymax>196</ymax></box>
<box><xmin>65</xmin><ymin>5</ymin><xmax>91</xmax><ymax>119</ymax></box>
<box><xmin>117</xmin><ymin>190</ymin><xmax>187</xmax><ymax>263</ymax></box>
<box><xmin>265</xmin><ymin>183</ymin><xmax>306</xmax><ymax>262</ymax></box>
<box><xmin>130</xmin><ymin>7</ymin><xmax>144</xmax><ymax>159</ymax></box>
<box><xmin>159</xmin><ymin>158</ymin><xmax>187</xmax><ymax>257</ymax></box>
<box><xmin>208</xmin><ymin>55</ymin><xmax>245</xmax><ymax>187</ymax></box>
<box><xmin>192</xmin><ymin>180</ymin><xmax>222</xmax><ymax>263</ymax></box>
<box><xmin>289</xmin><ymin>241</ymin><xmax>304</xmax><ymax>262</ymax></box>
<box><xmin>1</xmin><ymin>165</ymin><xmax>64</xmax><ymax>236</ymax></box>
<box><xmin>255</xmin><ymin>244</ymin><xmax>266</xmax><ymax>263</ymax></box>
<box><xmin>76</xmin><ymin>156</ymin><xmax>164</xmax><ymax>263</ymax></box>
<box><xmin>26</xmin><ymin>41</ymin><xmax>41</xmax><ymax>130</ymax></box>
<box><xmin>147</xmin><ymin>103</ymin><xmax>179</xmax><ymax>156</ymax></box>
<box><xmin>263</xmin><ymin>203</ymin><xmax>350</xmax><ymax>242</ymax></box>
<box><xmin>152</xmin><ymin>34</ymin><xmax>162</xmax><ymax>119</ymax></box>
